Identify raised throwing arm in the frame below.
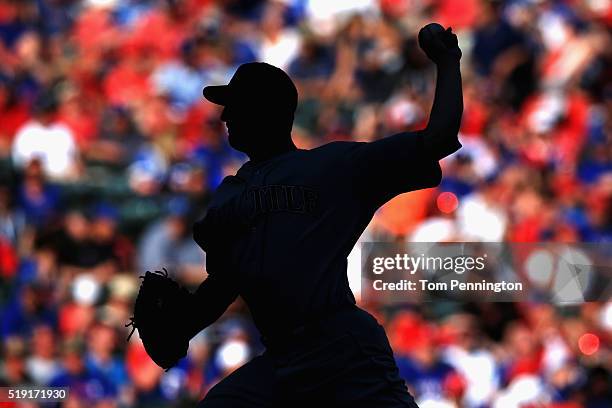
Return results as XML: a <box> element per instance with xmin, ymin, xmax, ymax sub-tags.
<box><xmin>421</xmin><ymin>24</ymin><xmax>463</xmax><ymax>160</ymax></box>
<box><xmin>346</xmin><ymin>24</ymin><xmax>463</xmax><ymax>201</ymax></box>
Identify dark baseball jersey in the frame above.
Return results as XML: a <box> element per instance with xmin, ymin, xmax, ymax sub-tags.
<box><xmin>193</xmin><ymin>131</ymin><xmax>444</xmax><ymax>339</ymax></box>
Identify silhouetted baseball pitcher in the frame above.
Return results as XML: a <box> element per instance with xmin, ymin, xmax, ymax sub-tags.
<box><xmin>134</xmin><ymin>23</ymin><xmax>463</xmax><ymax>407</ymax></box>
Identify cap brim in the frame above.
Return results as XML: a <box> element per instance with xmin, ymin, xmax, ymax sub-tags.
<box><xmin>203</xmin><ymin>85</ymin><xmax>231</xmax><ymax>105</ymax></box>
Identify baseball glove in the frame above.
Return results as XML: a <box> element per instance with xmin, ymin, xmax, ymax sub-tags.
<box><xmin>126</xmin><ymin>268</ymin><xmax>194</xmax><ymax>371</ymax></box>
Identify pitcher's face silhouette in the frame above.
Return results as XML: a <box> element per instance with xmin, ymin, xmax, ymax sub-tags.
<box><xmin>203</xmin><ymin>62</ymin><xmax>298</xmax><ymax>160</ymax></box>
<box><xmin>220</xmin><ymin>100</ymin><xmax>256</xmax><ymax>153</ymax></box>
<box><xmin>220</xmin><ymin>98</ymin><xmax>294</xmax><ymax>158</ymax></box>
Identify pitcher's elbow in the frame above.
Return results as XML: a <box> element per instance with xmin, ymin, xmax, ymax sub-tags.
<box><xmin>424</xmin><ymin>129</ymin><xmax>462</xmax><ymax>161</ymax></box>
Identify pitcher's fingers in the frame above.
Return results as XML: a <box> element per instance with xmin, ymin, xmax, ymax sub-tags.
<box><xmin>431</xmin><ymin>36</ymin><xmax>448</xmax><ymax>54</ymax></box>
<box><xmin>443</xmin><ymin>31</ymin><xmax>459</xmax><ymax>48</ymax></box>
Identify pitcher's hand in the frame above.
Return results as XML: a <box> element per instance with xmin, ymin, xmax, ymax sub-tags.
<box><xmin>418</xmin><ymin>23</ymin><xmax>462</xmax><ymax>66</ymax></box>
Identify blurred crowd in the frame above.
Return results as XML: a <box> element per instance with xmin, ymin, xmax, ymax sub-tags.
<box><xmin>0</xmin><ymin>0</ymin><xmax>611</xmax><ymax>407</ymax></box>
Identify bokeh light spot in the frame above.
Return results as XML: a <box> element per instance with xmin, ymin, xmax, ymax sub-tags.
<box><xmin>578</xmin><ymin>333</ymin><xmax>599</xmax><ymax>356</ymax></box>
<box><xmin>525</xmin><ymin>250</ymin><xmax>554</xmax><ymax>288</ymax></box>
<box><xmin>437</xmin><ymin>192</ymin><xmax>458</xmax><ymax>214</ymax></box>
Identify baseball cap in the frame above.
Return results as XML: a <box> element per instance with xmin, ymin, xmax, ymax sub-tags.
<box><xmin>203</xmin><ymin>62</ymin><xmax>298</xmax><ymax>113</ymax></box>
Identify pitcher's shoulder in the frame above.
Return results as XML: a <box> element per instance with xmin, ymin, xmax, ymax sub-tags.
<box><xmin>307</xmin><ymin>140</ymin><xmax>363</xmax><ymax>159</ymax></box>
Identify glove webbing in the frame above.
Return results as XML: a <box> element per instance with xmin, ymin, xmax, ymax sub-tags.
<box><xmin>124</xmin><ymin>268</ymin><xmax>170</xmax><ymax>342</ymax></box>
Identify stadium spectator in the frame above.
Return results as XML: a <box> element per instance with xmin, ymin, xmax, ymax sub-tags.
<box><xmin>12</xmin><ymin>92</ymin><xmax>80</xmax><ymax>181</ymax></box>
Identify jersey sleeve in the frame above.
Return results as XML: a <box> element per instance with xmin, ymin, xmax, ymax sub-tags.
<box><xmin>192</xmin><ymin>175</ymin><xmax>246</xmax><ymax>255</ymax></box>
<box><xmin>343</xmin><ymin>131</ymin><xmax>442</xmax><ymax>203</ymax></box>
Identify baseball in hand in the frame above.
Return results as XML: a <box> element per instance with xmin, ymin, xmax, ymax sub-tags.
<box><xmin>418</xmin><ymin>23</ymin><xmax>445</xmax><ymax>51</ymax></box>
<box><xmin>418</xmin><ymin>23</ymin><xmax>461</xmax><ymax>64</ymax></box>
